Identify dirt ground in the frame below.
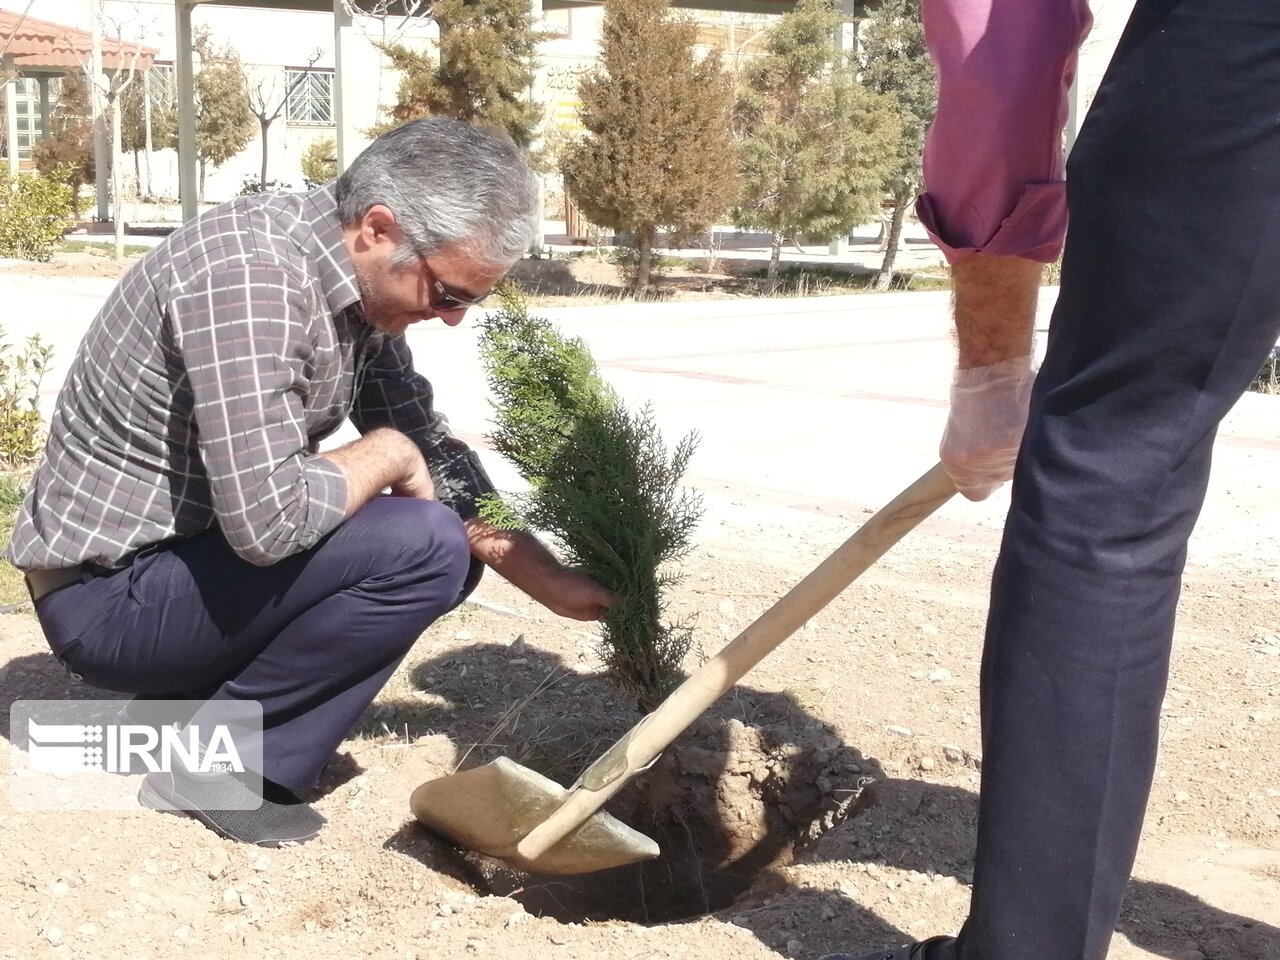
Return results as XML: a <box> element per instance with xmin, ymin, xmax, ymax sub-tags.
<box><xmin>1</xmin><ymin>504</ymin><xmax>1277</xmax><ymax>960</ymax></box>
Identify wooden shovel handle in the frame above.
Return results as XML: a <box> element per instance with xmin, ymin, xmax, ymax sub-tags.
<box><xmin>517</xmin><ymin>462</ymin><xmax>957</xmax><ymax>863</ymax></box>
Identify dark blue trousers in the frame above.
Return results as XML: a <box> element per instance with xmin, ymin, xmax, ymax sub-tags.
<box><xmin>959</xmin><ymin>3</ymin><xmax>1280</xmax><ymax>959</ymax></box>
<box><xmin>34</xmin><ymin>497</ymin><xmax>475</xmax><ymax>791</ymax></box>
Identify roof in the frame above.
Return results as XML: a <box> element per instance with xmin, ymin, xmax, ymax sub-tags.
<box><xmin>0</xmin><ymin>7</ymin><xmax>159</xmax><ymax>71</ymax></box>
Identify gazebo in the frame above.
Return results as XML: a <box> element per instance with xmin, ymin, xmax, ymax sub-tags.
<box><xmin>172</xmin><ymin>0</ymin><xmax>869</xmax><ymax>222</ymax></box>
<box><xmin>1</xmin><ymin>7</ymin><xmax>158</xmax><ymax>185</ymax></box>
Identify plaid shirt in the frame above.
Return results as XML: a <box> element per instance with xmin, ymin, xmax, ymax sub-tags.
<box><xmin>6</xmin><ymin>184</ymin><xmax>493</xmax><ymax>571</ymax></box>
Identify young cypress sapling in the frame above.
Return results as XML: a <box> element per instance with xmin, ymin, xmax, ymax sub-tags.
<box><xmin>477</xmin><ymin>288</ymin><xmax>703</xmax><ymax>710</ymax></box>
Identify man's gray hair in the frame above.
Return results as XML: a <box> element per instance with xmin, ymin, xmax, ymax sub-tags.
<box><xmin>335</xmin><ymin>118</ymin><xmax>538</xmax><ymax>269</ymax></box>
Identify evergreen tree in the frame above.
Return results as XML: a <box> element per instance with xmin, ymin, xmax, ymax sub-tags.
<box><xmin>478</xmin><ymin>289</ymin><xmax>703</xmax><ymax>711</ymax></box>
<box><xmin>859</xmin><ymin>0</ymin><xmax>935</xmax><ymax>290</ymax></box>
<box><xmin>560</xmin><ymin>0</ymin><xmax>737</xmax><ymax>293</ymax></box>
<box><xmin>733</xmin><ymin>0</ymin><xmax>903</xmax><ymax>294</ymax></box>
<box><xmin>192</xmin><ymin>30</ymin><xmax>256</xmax><ymax>200</ymax></box>
<box><xmin>378</xmin><ymin>0</ymin><xmax>540</xmax><ymax>148</ymax></box>
<box><xmin>31</xmin><ymin>73</ymin><xmax>95</xmax><ymax>216</ymax></box>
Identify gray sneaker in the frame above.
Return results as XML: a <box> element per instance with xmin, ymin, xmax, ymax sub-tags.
<box><xmin>139</xmin><ymin>769</ymin><xmax>326</xmax><ymax>847</ymax></box>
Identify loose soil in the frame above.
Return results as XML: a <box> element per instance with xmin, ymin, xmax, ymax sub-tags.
<box><xmin>2</xmin><ymin>508</ymin><xmax>1277</xmax><ymax>960</ymax></box>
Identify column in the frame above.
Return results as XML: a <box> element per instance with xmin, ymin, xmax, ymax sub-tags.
<box><xmin>175</xmin><ymin>0</ymin><xmax>199</xmax><ymax>221</ymax></box>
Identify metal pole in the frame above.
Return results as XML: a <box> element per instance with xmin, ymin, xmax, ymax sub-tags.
<box><xmin>175</xmin><ymin>0</ymin><xmax>198</xmax><ymax>220</ymax></box>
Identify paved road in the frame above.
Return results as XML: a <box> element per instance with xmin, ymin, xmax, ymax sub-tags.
<box><xmin>4</xmin><ymin>273</ymin><xmax>1278</xmax><ymax>568</ymax></box>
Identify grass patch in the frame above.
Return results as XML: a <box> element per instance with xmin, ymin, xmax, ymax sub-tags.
<box><xmin>0</xmin><ymin>474</ymin><xmax>30</xmax><ymax>606</ymax></box>
<box><xmin>60</xmin><ymin>239</ymin><xmax>152</xmax><ymax>258</ymax></box>
<box><xmin>1251</xmin><ymin>355</ymin><xmax>1280</xmax><ymax>395</ymax></box>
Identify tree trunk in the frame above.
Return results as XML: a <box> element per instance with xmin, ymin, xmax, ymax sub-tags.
<box><xmin>873</xmin><ymin>193</ymin><xmax>909</xmax><ymax>291</ymax></box>
<box><xmin>634</xmin><ymin>229</ymin><xmax>653</xmax><ymax>295</ymax></box>
<box><xmin>259</xmin><ymin>117</ymin><xmax>270</xmax><ymax>189</ymax></box>
<box><xmin>143</xmin><ymin>69</ymin><xmax>153</xmax><ymax>198</ymax></box>
<box><xmin>766</xmin><ymin>233</ymin><xmax>782</xmax><ymax>296</ymax></box>
<box><xmin>133</xmin><ymin>148</ymin><xmax>141</xmax><ymax>188</ymax></box>
<box><xmin>199</xmin><ymin>158</ymin><xmax>206</xmax><ymax>201</ymax></box>
<box><xmin>111</xmin><ymin>96</ymin><xmax>126</xmax><ymax>260</ymax></box>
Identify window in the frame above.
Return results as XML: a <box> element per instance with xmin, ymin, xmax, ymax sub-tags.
<box><xmin>147</xmin><ymin>63</ymin><xmax>177</xmax><ymax>112</ymax></box>
<box><xmin>285</xmin><ymin>69</ymin><xmax>334</xmax><ymax>126</ymax></box>
<box><xmin>13</xmin><ymin>76</ymin><xmax>61</xmax><ymax>161</ymax></box>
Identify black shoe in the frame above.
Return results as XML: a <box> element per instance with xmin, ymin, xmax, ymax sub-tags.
<box><xmin>820</xmin><ymin>936</ymin><xmax>956</xmax><ymax>960</ymax></box>
<box><xmin>139</xmin><ymin>769</ymin><xmax>326</xmax><ymax>846</ymax></box>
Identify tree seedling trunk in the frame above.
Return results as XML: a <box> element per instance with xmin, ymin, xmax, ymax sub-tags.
<box><xmin>874</xmin><ymin>191</ymin><xmax>910</xmax><ymax>291</ymax></box>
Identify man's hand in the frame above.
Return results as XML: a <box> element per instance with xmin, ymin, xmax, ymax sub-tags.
<box><xmin>389</xmin><ymin>455</ymin><xmax>435</xmax><ymax>501</ymax></box>
<box><xmin>465</xmin><ymin>519</ymin><xmax>613</xmax><ymax>621</ymax></box>
<box><xmin>943</xmin><ymin>254</ymin><xmax>1044</xmax><ymax>500</ymax></box>
<box><xmin>319</xmin><ymin>428</ymin><xmax>434</xmax><ymax>516</ymax></box>
<box><xmin>940</xmin><ymin>357</ymin><xmax>1036</xmax><ymax>501</ymax></box>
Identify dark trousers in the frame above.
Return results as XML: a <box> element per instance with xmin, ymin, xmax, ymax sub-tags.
<box><xmin>34</xmin><ymin>497</ymin><xmax>476</xmax><ymax>791</ymax></box>
<box><xmin>958</xmin><ymin>3</ymin><xmax>1280</xmax><ymax>959</ymax></box>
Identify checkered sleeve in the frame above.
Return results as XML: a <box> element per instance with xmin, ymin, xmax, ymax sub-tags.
<box><xmin>350</xmin><ymin>335</ymin><xmax>495</xmax><ymax>519</ymax></box>
<box><xmin>169</xmin><ymin>263</ymin><xmax>349</xmax><ymax>565</ymax></box>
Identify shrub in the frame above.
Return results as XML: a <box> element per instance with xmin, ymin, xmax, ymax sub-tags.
<box><xmin>0</xmin><ymin>328</ymin><xmax>53</xmax><ymax>468</ymax></box>
<box><xmin>237</xmin><ymin>177</ymin><xmax>294</xmax><ymax>196</ymax></box>
<box><xmin>300</xmin><ymin>137</ymin><xmax>337</xmax><ymax>188</ymax></box>
<box><xmin>0</xmin><ymin>166</ymin><xmax>76</xmax><ymax>261</ymax></box>
<box><xmin>477</xmin><ymin>286</ymin><xmax>703</xmax><ymax>710</ymax></box>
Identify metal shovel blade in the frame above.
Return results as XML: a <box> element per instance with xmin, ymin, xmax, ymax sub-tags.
<box><xmin>410</xmin><ymin>757</ymin><xmax>660</xmax><ymax>875</ymax></box>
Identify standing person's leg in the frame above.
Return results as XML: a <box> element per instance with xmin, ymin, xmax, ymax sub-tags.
<box><xmin>36</xmin><ymin>497</ymin><xmax>473</xmax><ymax>792</ymax></box>
<box><xmin>960</xmin><ymin>3</ymin><xmax>1280</xmax><ymax>959</ymax></box>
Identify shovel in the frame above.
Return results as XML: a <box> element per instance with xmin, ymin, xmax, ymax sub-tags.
<box><xmin>411</xmin><ymin>462</ymin><xmax>957</xmax><ymax>875</ymax></box>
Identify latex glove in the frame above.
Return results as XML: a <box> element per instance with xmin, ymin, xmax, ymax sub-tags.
<box><xmin>940</xmin><ymin>356</ymin><xmax>1036</xmax><ymax>501</ymax></box>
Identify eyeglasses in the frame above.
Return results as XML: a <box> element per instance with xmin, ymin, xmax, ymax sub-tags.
<box><xmin>419</xmin><ymin>255</ymin><xmax>492</xmax><ymax>312</ymax></box>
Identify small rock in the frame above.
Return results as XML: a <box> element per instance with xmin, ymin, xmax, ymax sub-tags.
<box><xmin>508</xmin><ymin>658</ymin><xmax>528</xmax><ymax>666</ymax></box>
<box><xmin>887</xmin><ymin>725</ymin><xmax>912</xmax><ymax>738</ymax></box>
<box><xmin>918</xmin><ymin>757</ymin><xmax>936</xmax><ymax>772</ymax></box>
<box><xmin>505</xmin><ymin>912</ymin><xmax>526</xmax><ymax>928</ymax></box>
<box><xmin>466</xmin><ymin>940</ymin><xmax>484</xmax><ymax>953</ymax></box>
<box><xmin>1249</xmin><ymin>712</ymin><xmax>1271</xmax><ymax>724</ymax></box>
<box><xmin>928</xmin><ymin>668</ymin><xmax>952</xmax><ymax>683</ymax></box>
<box><xmin>173</xmin><ymin>926</ymin><xmax>192</xmax><ymax>940</ymax></box>
<box><xmin>1174</xmin><ymin>791</ymin><xmax>1191</xmax><ymax>803</ymax></box>
<box><xmin>304</xmin><ymin>920</ymin><xmax>317</xmax><ymax>933</ymax></box>
<box><xmin>717</xmin><ymin>599</ymin><xmax>736</xmax><ymax>616</ymax></box>
<box><xmin>509</xmin><ymin>634</ymin><xmax>526</xmax><ymax>653</ymax></box>
<box><xmin>207</xmin><ymin>863</ymin><xmax>226</xmax><ymax>881</ymax></box>
<box><xmin>787</xmin><ymin>939</ymin><xmax>804</xmax><ymax>956</ymax></box>
<box><xmin>920</xmin><ymin>624</ymin><xmax>941</xmax><ymax>636</ymax></box>
<box><xmin>437</xmin><ymin>903</ymin><xmax>453</xmax><ymax>917</ymax></box>
<box><xmin>50</xmin><ymin>880</ymin><xmax>70</xmax><ymax>897</ymax></box>
<box><xmin>252</xmin><ymin>858</ymin><xmax>270</xmax><ymax>872</ymax></box>
<box><xmin>454</xmin><ymin>630</ymin><xmax>473</xmax><ymax>642</ymax></box>
<box><xmin>943</xmin><ymin>745</ymin><xmax>965</xmax><ymax>763</ymax></box>
<box><xmin>43</xmin><ymin>926</ymin><xmax>63</xmax><ymax>946</ymax></box>
<box><xmin>222</xmin><ymin>887</ymin><xmax>241</xmax><ymax>906</ymax></box>
<box><xmin>820</xmin><ymin>905</ymin><xmax>837</xmax><ymax>921</ymax></box>
<box><xmin>239</xmin><ymin>891</ymin><xmax>254</xmax><ymax>908</ymax></box>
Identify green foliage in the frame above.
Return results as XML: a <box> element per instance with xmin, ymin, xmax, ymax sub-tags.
<box><xmin>733</xmin><ymin>0</ymin><xmax>903</xmax><ymax>291</ymax></box>
<box><xmin>300</xmin><ymin>136</ymin><xmax>337</xmax><ymax>187</ymax></box>
<box><xmin>120</xmin><ymin>72</ymin><xmax>179</xmax><ymax>157</ymax></box>
<box><xmin>0</xmin><ymin>166</ymin><xmax>76</xmax><ymax>261</ymax></box>
<box><xmin>376</xmin><ymin>0</ymin><xmax>541</xmax><ymax>148</ymax></box>
<box><xmin>858</xmin><ymin>0</ymin><xmax>935</xmax><ymax>191</ymax></box>
<box><xmin>193</xmin><ymin>30</ymin><xmax>256</xmax><ymax>180</ymax></box>
<box><xmin>478</xmin><ymin>287</ymin><xmax>703</xmax><ymax>710</ymax></box>
<box><xmin>0</xmin><ymin>328</ymin><xmax>53</xmax><ymax>468</ymax></box>
<box><xmin>560</xmin><ymin>0</ymin><xmax>738</xmax><ymax>293</ymax></box>
<box><xmin>31</xmin><ymin>72</ymin><xmax>94</xmax><ymax>216</ymax></box>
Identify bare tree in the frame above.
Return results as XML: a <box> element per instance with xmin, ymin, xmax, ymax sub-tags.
<box><xmin>85</xmin><ymin>1</ymin><xmax>150</xmax><ymax>259</ymax></box>
<box><xmin>244</xmin><ymin>49</ymin><xmax>323</xmax><ymax>190</ymax></box>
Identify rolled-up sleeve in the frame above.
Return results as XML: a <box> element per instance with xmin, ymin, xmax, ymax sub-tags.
<box><xmin>169</xmin><ymin>263</ymin><xmax>348</xmax><ymax>565</ymax></box>
<box><xmin>350</xmin><ymin>335</ymin><xmax>495</xmax><ymax>519</ymax></box>
<box><xmin>918</xmin><ymin>0</ymin><xmax>1092</xmax><ymax>263</ymax></box>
